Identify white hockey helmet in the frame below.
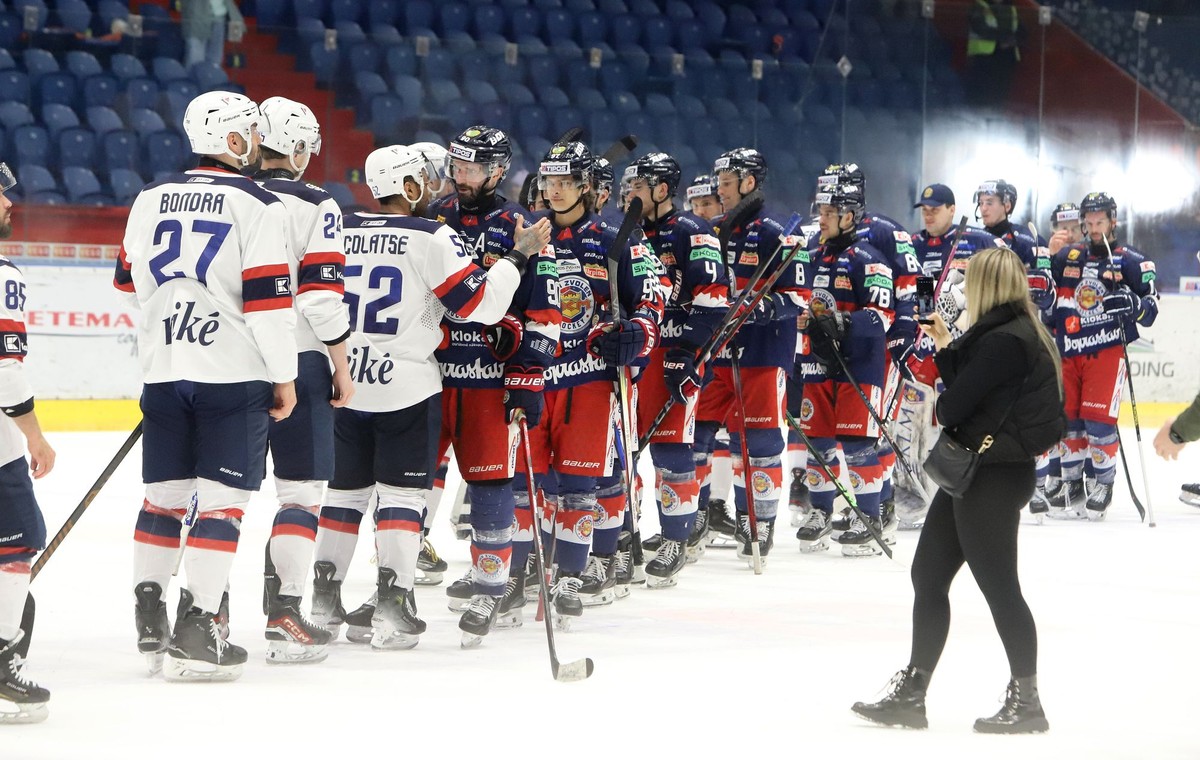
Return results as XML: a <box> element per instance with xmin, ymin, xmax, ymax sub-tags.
<box><xmin>182</xmin><ymin>90</ymin><xmax>261</xmax><ymax>167</ymax></box>
<box><xmin>409</xmin><ymin>141</ymin><xmax>448</xmax><ymax>195</ymax></box>
<box><xmin>0</xmin><ymin>163</ymin><xmax>15</xmax><ymax>192</ymax></box>
<box><xmin>259</xmin><ymin>96</ymin><xmax>321</xmax><ymax>177</ymax></box>
<box><xmin>364</xmin><ymin>145</ymin><xmax>427</xmax><ymax>202</ymax></box>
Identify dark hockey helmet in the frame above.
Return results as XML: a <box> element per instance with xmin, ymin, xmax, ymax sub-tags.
<box><xmin>623</xmin><ymin>152</ymin><xmax>682</xmax><ymax>196</ymax></box>
<box><xmin>1051</xmin><ymin>202</ymin><xmax>1080</xmax><ymax>228</ymax></box>
<box><xmin>686</xmin><ymin>174</ymin><xmax>717</xmax><ymax>201</ymax></box>
<box><xmin>538</xmin><ymin>141</ymin><xmax>594</xmax><ymax>187</ymax></box>
<box><xmin>815</xmin><ymin>182</ymin><xmax>865</xmax><ymax>223</ymax></box>
<box><xmin>973</xmin><ymin>179</ymin><xmax>1018</xmax><ymax>212</ymax></box>
<box><xmin>447</xmin><ymin>125</ymin><xmax>512</xmax><ymax>177</ymax></box>
<box><xmin>1080</xmin><ymin>191</ymin><xmax>1117</xmax><ymax>220</ymax></box>
<box><xmin>713</xmin><ymin>147</ymin><xmax>767</xmax><ymax>186</ymax></box>
<box><xmin>593</xmin><ymin>156</ymin><xmax>614</xmax><ymax>194</ymax></box>
<box><xmin>817</xmin><ymin>162</ymin><xmax>866</xmax><ymax>191</ymax></box>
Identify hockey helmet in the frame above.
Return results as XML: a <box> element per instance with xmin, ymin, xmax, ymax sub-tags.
<box><xmin>713</xmin><ymin>147</ymin><xmax>767</xmax><ymax>186</ymax></box>
<box><xmin>537</xmin><ymin>141</ymin><xmax>594</xmax><ymax>189</ymax></box>
<box><xmin>447</xmin><ymin>125</ymin><xmax>512</xmax><ymax>179</ymax></box>
<box><xmin>623</xmin><ymin>152</ymin><xmax>682</xmax><ymax>197</ymax></box>
<box><xmin>973</xmin><ymin>179</ymin><xmax>1018</xmax><ymax>213</ymax></box>
<box><xmin>815</xmin><ymin>182</ymin><xmax>866</xmax><ymax>223</ymax></box>
<box><xmin>364</xmin><ymin>144</ymin><xmax>427</xmax><ymax>201</ymax></box>
<box><xmin>593</xmin><ymin>156</ymin><xmax>615</xmax><ymax>194</ymax></box>
<box><xmin>182</xmin><ymin>90</ymin><xmax>261</xmax><ymax>166</ymax></box>
<box><xmin>409</xmin><ymin>141</ymin><xmax>449</xmax><ymax>195</ymax></box>
<box><xmin>686</xmin><ymin>174</ymin><xmax>717</xmax><ymax>201</ymax></box>
<box><xmin>1080</xmin><ymin>191</ymin><xmax>1117</xmax><ymax>220</ymax></box>
<box><xmin>1050</xmin><ymin>202</ymin><xmax>1080</xmax><ymax>228</ymax></box>
<box><xmin>818</xmin><ymin>162</ymin><xmax>866</xmax><ymax>191</ymax></box>
<box><xmin>0</xmin><ymin>163</ymin><xmax>14</xmax><ymax>192</ymax></box>
<box><xmin>259</xmin><ymin>96</ymin><xmax>321</xmax><ymax>176</ymax></box>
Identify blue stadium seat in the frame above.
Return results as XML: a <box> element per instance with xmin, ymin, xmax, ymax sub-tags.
<box><xmin>706</xmin><ymin>96</ymin><xmax>739</xmax><ymax>121</ymax></box>
<box><xmin>608</xmin><ymin>90</ymin><xmax>639</xmax><ymax>113</ymax></box>
<box><xmin>14</xmin><ymin>1</ymin><xmax>49</xmax><ymax>30</ymax></box>
<box><xmin>308</xmin><ymin>42</ymin><xmax>336</xmax><ymax>86</ymax></box>
<box><xmin>565</xmin><ymin>0</ymin><xmax>596</xmax><ymax>11</ymax></box>
<box><xmin>0</xmin><ymin>71</ymin><xmax>30</xmax><ymax>105</ymax></box>
<box><xmin>609</xmin><ymin>14</ymin><xmax>639</xmax><ymax>49</ymax></box>
<box><xmin>368</xmin><ymin>0</ymin><xmax>401</xmax><ymax>29</ymax></box>
<box><xmin>110</xmin><ymin>54</ymin><xmax>146</xmax><ymax>82</ymax></box>
<box><xmin>0</xmin><ymin>13</ymin><xmax>21</xmax><ymax>51</ymax></box>
<box><xmin>0</xmin><ymin>102</ymin><xmax>34</xmax><ymax>130</ymax></box>
<box><xmin>392</xmin><ymin>74</ymin><xmax>423</xmax><ymax>111</ymax></box>
<box><xmin>622</xmin><ymin>111</ymin><xmax>654</xmax><ymax>142</ymax></box>
<box><xmin>144</xmin><ymin>130</ymin><xmax>187</xmax><ymax>177</ymax></box>
<box><xmin>597</xmin><ymin>0</ymin><xmax>627</xmax><ymax>13</ymax></box>
<box><xmin>576</xmin><ymin>11</ymin><xmax>606</xmax><ymax>46</ymax></box>
<box><xmin>123</xmin><ymin>76</ymin><xmax>160</xmax><ymax>112</ymax></box>
<box><xmin>128</xmin><ymin>108</ymin><xmax>165</xmax><ymax>138</ymax></box>
<box><xmin>550</xmin><ymin>105</ymin><xmax>583</xmax><ymax>138</ymax></box>
<box><xmin>335</xmin><ymin>20</ymin><xmax>367</xmax><ymax>48</ymax></box>
<box><xmin>86</xmin><ymin>106</ymin><xmax>123</xmax><ymax>136</ymax></box>
<box><xmin>109</xmin><ymin>168</ymin><xmax>144</xmax><ymax>205</ymax></box>
<box><xmin>456</xmin><ymin>49</ymin><xmax>491</xmax><ymax>83</ymax></box>
<box><xmin>474</xmin><ymin>101</ymin><xmax>510</xmax><ymax>132</ymax></box>
<box><xmin>463</xmin><ymin>79</ymin><xmax>499</xmax><ymax>104</ymax></box>
<box><xmin>56</xmin><ymin>0</ymin><xmax>93</xmax><ymax>35</ymax></box>
<box><xmin>598</xmin><ymin>60</ymin><xmax>629</xmax><ymax>93</ymax></box>
<box><xmin>526</xmin><ymin>55</ymin><xmax>560</xmax><ymax>90</ymax></box>
<box><xmin>13</xmin><ymin>126</ymin><xmax>51</xmax><ymax>168</ymax></box>
<box><xmin>165</xmin><ymin>79</ymin><xmax>198</xmax><ymax>107</ymax></box>
<box><xmin>0</xmin><ymin>49</ymin><xmax>14</xmax><ymax>71</ymax></box>
<box><xmin>251</xmin><ymin>0</ymin><xmax>286</xmax><ymax>28</ymax></box>
<box><xmin>38</xmin><ymin>73</ymin><xmax>79</xmax><ymax>111</ymax></box>
<box><xmin>58</xmin><ymin>126</ymin><xmax>95</xmax><ymax>168</ymax></box>
<box><xmin>503</xmin><ymin>83</ymin><xmax>536</xmax><ymax>106</ymax></box>
<box><xmin>441</xmin><ymin>98</ymin><xmax>476</xmax><ymax>128</ymax></box>
<box><xmin>41</xmin><ymin>103</ymin><xmax>79</xmax><ymax>138</ymax></box>
<box><xmin>369</xmin><ymin>94</ymin><xmax>405</xmax><ymax>141</ymax></box>
<box><xmin>534</xmin><ymin>0</ymin><xmax>565</xmax><ymax>7</ymax></box>
<box><xmin>515</xmin><ymin>103</ymin><xmax>548</xmax><ymax>142</ymax></box>
<box><xmin>444</xmin><ymin>30</ymin><xmax>478</xmax><ymax>53</ymax></box>
<box><xmin>672</xmin><ymin>18</ymin><xmax>706</xmax><ymax>52</ymax></box>
<box><xmin>370</xmin><ymin>24</ymin><xmax>402</xmax><ymax>45</ymax></box>
<box><xmin>564</xmin><ymin>59</ymin><xmax>596</xmax><ymax>91</ymax></box>
<box><xmin>471</xmin><ymin>3</ymin><xmax>504</xmax><ymax>38</ymax></box>
<box><xmin>419</xmin><ymin>48</ymin><xmax>455</xmax><ymax>84</ymax></box>
<box><xmin>354</xmin><ymin>71</ymin><xmax>388</xmax><ymax>123</ymax></box>
<box><xmin>438</xmin><ymin>1</ymin><xmax>469</xmax><ymax>36</ymax></box>
<box><xmin>16</xmin><ymin>164</ymin><xmax>56</xmax><ymax>196</ymax></box>
<box><xmin>160</xmin><ymin>90</ymin><xmax>189</xmax><ymax>128</ymax></box>
<box><xmin>152</xmin><ymin>57</ymin><xmax>189</xmax><ymax>85</ymax></box>
<box><xmin>81</xmin><ymin>73</ymin><xmax>119</xmax><ymax>110</ymax></box>
<box><xmin>385</xmin><ymin>44</ymin><xmax>417</xmax><ymax>77</ymax></box>
<box><xmin>331</xmin><ymin>0</ymin><xmax>363</xmax><ymax>26</ymax></box>
<box><xmin>426</xmin><ymin>78</ymin><xmax>462</xmax><ymax>110</ymax></box>
<box><xmin>293</xmin><ymin>0</ymin><xmax>329</xmax><ymax>26</ymax></box>
<box><xmin>23</xmin><ymin>49</ymin><xmax>59</xmax><ymax>87</ymax></box>
<box><xmin>675</xmin><ymin>94</ymin><xmax>706</xmax><ymax>119</ymax></box>
<box><xmin>640</xmin><ymin>16</ymin><xmax>672</xmax><ymax>49</ymax></box>
<box><xmin>664</xmin><ymin>0</ymin><xmax>693</xmax><ymax>19</ymax></box>
<box><xmin>190</xmin><ymin>63</ymin><xmax>228</xmax><ymax>92</ymax></box>
<box><xmin>574</xmin><ymin>87</ymin><xmax>606</xmax><ymax>111</ymax></box>
<box><xmin>66</xmin><ymin>51</ymin><xmax>102</xmax><ymax>80</ymax></box>
<box><xmin>535</xmin><ymin>85</ymin><xmax>569</xmax><ymax>109</ymax></box>
<box><xmin>322</xmin><ymin>181</ymin><xmax>355</xmax><ymax>211</ymax></box>
<box><xmin>102</xmin><ymin>129</ymin><xmax>139</xmax><ymax>173</ymax></box>
<box><xmin>292</xmin><ymin>18</ymin><xmax>326</xmax><ymax>64</ymax></box>
<box><xmin>347</xmin><ymin>41</ymin><xmax>382</xmax><ymax>75</ymax></box>
<box><xmin>543</xmin><ymin>8</ymin><xmax>572</xmax><ymax>40</ymax></box>
<box><xmin>589</xmin><ymin>110</ymin><xmax>619</xmax><ymax>143</ymax></box>
<box><xmin>403</xmin><ymin>0</ymin><xmax>434</xmax><ymax>34</ymax></box>
<box><xmin>507</xmin><ymin>6</ymin><xmax>540</xmax><ymax>40</ymax></box>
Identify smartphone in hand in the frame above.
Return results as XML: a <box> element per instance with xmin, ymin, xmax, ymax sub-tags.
<box><xmin>916</xmin><ymin>275</ymin><xmax>936</xmax><ymax>324</ymax></box>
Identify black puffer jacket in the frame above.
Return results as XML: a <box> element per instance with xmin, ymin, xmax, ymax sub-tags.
<box><xmin>934</xmin><ymin>301</ymin><xmax>1065</xmax><ymax>463</ymax></box>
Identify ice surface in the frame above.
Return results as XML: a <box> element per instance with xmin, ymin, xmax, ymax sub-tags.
<box><xmin>6</xmin><ymin>430</ymin><xmax>1200</xmax><ymax>759</ymax></box>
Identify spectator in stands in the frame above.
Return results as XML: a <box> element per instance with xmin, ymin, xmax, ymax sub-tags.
<box><xmin>965</xmin><ymin>0</ymin><xmax>1024</xmax><ymax>108</ymax></box>
<box><xmin>182</xmin><ymin>0</ymin><xmax>244</xmax><ymax>69</ymax></box>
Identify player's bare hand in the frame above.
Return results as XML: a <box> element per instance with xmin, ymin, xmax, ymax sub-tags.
<box><xmin>330</xmin><ymin>367</ymin><xmax>355</xmax><ymax>408</ymax></box>
<box><xmin>271</xmin><ymin>381</ymin><xmax>297</xmax><ymax>421</ymax></box>
<box><xmin>1153</xmin><ymin>417</ymin><xmax>1186</xmax><ymax>461</ymax></box>
<box><xmin>920</xmin><ymin>311</ymin><xmax>952</xmax><ymax>351</ymax></box>
<box><xmin>1048</xmin><ymin>228</ymin><xmax>1072</xmax><ymax>255</ymax></box>
<box><xmin>27</xmin><ymin>434</ymin><xmax>54</xmax><ymax>479</ymax></box>
<box><xmin>513</xmin><ymin>213</ymin><xmax>551</xmax><ymax>256</ymax></box>
<box><xmin>797</xmin><ymin>309</ymin><xmax>811</xmax><ymax>330</ymax></box>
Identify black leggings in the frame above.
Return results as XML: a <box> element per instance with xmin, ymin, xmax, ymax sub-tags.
<box><xmin>909</xmin><ymin>461</ymin><xmax>1038</xmax><ymax>678</ymax></box>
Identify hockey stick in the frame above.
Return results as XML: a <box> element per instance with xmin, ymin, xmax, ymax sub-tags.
<box><xmin>518</xmin><ymin>414</ymin><xmax>594</xmax><ymax>682</ymax></box>
<box><xmin>1114</xmin><ymin>430</ymin><xmax>1148</xmax><ymax>522</ymax></box>
<box><xmin>600</xmin><ymin>134</ymin><xmax>638</xmax><ymax>164</ymax></box>
<box><xmin>18</xmin><ymin>421</ymin><xmax>143</xmax><ymax>657</ymax></box>
<box><xmin>729</xmin><ymin>352</ymin><xmax>763</xmax><ymax>574</ymax></box>
<box><xmin>638</xmin><ymin>212</ymin><xmax>805</xmax><ymax>451</ymax></box>
<box><xmin>784</xmin><ymin>411</ymin><xmax>893</xmax><ymax>558</ymax></box>
<box><xmin>1101</xmin><ymin>235</ymin><xmax>1156</xmax><ymax>526</ymax></box>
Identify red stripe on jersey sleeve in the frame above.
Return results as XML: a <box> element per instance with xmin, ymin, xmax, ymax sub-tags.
<box><xmin>243</xmin><ymin>264</ymin><xmax>291</xmax><ymax>281</ymax></box>
<box><xmin>244</xmin><ymin>296</ymin><xmax>293</xmax><ymax>313</ymax></box>
<box><xmin>301</xmin><ymin>251</ymin><xmax>344</xmax><ymax>266</ymax></box>
<box><xmin>432</xmin><ymin>265</ymin><xmax>473</xmax><ymax>299</ymax></box>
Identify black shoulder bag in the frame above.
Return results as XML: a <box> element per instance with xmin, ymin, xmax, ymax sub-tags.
<box><xmin>923</xmin><ymin>374</ymin><xmax>1028</xmax><ymax>499</ymax></box>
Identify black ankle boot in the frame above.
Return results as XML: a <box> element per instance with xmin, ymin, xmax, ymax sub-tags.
<box><xmin>851</xmin><ymin>666</ymin><xmax>930</xmax><ymax>729</ymax></box>
<box><xmin>973</xmin><ymin>676</ymin><xmax>1050</xmax><ymax>734</ymax></box>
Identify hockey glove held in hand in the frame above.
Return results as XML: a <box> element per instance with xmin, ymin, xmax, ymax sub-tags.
<box><xmin>1136</xmin><ymin>295</ymin><xmax>1159</xmax><ymax>327</ymax></box>
<box><xmin>482</xmin><ymin>313</ymin><xmax>523</xmax><ymax>362</ymax></box>
<box><xmin>662</xmin><ymin>348</ymin><xmax>702</xmax><ymax>406</ymax></box>
<box><xmin>503</xmin><ymin>366</ymin><xmax>545</xmax><ymax>427</ymax></box>
<box><xmin>1102</xmin><ymin>289</ymin><xmax>1136</xmax><ymax>317</ymax></box>
<box><xmin>586</xmin><ymin>316</ymin><xmax>658</xmax><ymax>366</ymax></box>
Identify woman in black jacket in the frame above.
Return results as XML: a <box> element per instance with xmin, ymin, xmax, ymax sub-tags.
<box><xmin>851</xmin><ymin>247</ymin><xmax>1064</xmax><ymax>734</ymax></box>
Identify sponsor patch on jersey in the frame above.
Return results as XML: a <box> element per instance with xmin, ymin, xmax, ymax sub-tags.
<box><xmin>632</xmin><ymin>260</ymin><xmax>651</xmax><ymax>276</ymax></box>
<box><xmin>539</xmin><ymin>161</ymin><xmax>570</xmax><ymax>175</ymax></box>
<box><xmin>864</xmin><ymin>262</ymin><xmax>892</xmax><ymax>276</ymax></box>
<box><xmin>555</xmin><ymin>258</ymin><xmax>580</xmax><ymax>275</ymax></box>
<box><xmin>691</xmin><ymin>234</ymin><xmax>720</xmax><ymax>249</ymax></box>
<box><xmin>1140</xmin><ymin>261</ymin><xmax>1155</xmax><ymax>272</ymax></box>
<box><xmin>583</xmin><ymin>263</ymin><xmax>608</xmax><ymax>280</ymax></box>
<box><xmin>435</xmin><ymin>215</ymin><xmax>446</xmax><ymax>224</ymax></box>
<box><xmin>812</xmin><ymin>275</ymin><xmax>830</xmax><ymax>288</ymax></box>
<box><xmin>834</xmin><ymin>275</ymin><xmax>852</xmax><ymax>290</ymax></box>
<box><xmin>863</xmin><ymin>274</ymin><xmax>890</xmax><ymax>289</ymax></box>
<box><xmin>690</xmin><ymin>246</ymin><xmax>722</xmax><ymax>263</ymax></box>
<box><xmin>848</xmin><ymin>470</ymin><xmax>864</xmax><ymax>490</ymax></box>
<box><xmin>361</xmin><ymin>220</ymin><xmax>387</xmax><ymax>226</ymax></box>
<box><xmin>893</xmin><ymin>230</ymin><xmax>911</xmax><ymax>242</ymax></box>
<box><xmin>537</xmin><ymin>260</ymin><xmax>559</xmax><ymax>276</ymax></box>
<box><xmin>658</xmin><ymin>252</ymin><xmax>676</xmax><ymax>266</ymax></box>
<box><xmin>1065</xmin><ymin>315</ymin><xmax>1081</xmax><ymax>334</ymax></box>
<box><xmin>781</xmin><ymin>235</ymin><xmax>803</xmax><ymax>248</ymax></box>
<box><xmin>740</xmin><ymin>252</ymin><xmax>759</xmax><ymax>266</ymax></box>
<box><xmin>661</xmin><ymin>484</ymin><xmax>679</xmax><ymax>514</ymax></box>
<box><xmin>630</xmin><ymin>244</ymin><xmax>648</xmax><ymax>259</ymax></box>
<box><xmin>483</xmin><ymin>252</ymin><xmax>499</xmax><ymax>268</ymax></box>
<box><xmin>1064</xmin><ymin>266</ymin><xmax>1081</xmax><ymax>278</ymax></box>
<box><xmin>1067</xmin><ymin>249</ymin><xmax>1081</xmax><ymax>261</ymax></box>
<box><xmin>574</xmin><ymin>515</ymin><xmax>594</xmax><ymax>540</ymax></box>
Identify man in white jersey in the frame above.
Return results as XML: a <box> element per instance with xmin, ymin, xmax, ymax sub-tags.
<box><xmin>311</xmin><ymin>145</ymin><xmax>526</xmax><ymax>649</ymax></box>
<box><xmin>117</xmin><ymin>91</ymin><xmax>298</xmax><ymax>682</ymax></box>
<box><xmin>253</xmin><ymin>96</ymin><xmax>353</xmax><ymax>664</ymax></box>
<box><xmin>0</xmin><ymin>163</ymin><xmax>55</xmax><ymax>722</ymax></box>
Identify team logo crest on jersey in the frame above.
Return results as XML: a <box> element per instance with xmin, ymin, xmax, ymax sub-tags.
<box><xmin>751</xmin><ymin>470</ymin><xmax>773</xmax><ymax>497</ymax></box>
<box><xmin>661</xmin><ymin>484</ymin><xmax>680</xmax><ymax>514</ymax></box>
<box><xmin>1075</xmin><ymin>278</ymin><xmax>1105</xmax><ymax>315</ymax></box>
<box><xmin>904</xmin><ymin>386</ymin><xmax>921</xmax><ymax>403</ymax></box>
<box><xmin>800</xmin><ymin>397</ymin><xmax>815</xmax><ymax>422</ymax></box>
<box><xmin>809</xmin><ymin>289</ymin><xmax>837</xmax><ymax>317</ymax></box>
<box><xmin>558</xmin><ymin>275</ymin><xmax>595</xmax><ymax>334</ymax></box>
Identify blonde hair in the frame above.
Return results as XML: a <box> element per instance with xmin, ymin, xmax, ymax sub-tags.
<box><xmin>964</xmin><ymin>247</ymin><xmax>1063</xmax><ymax>397</ymax></box>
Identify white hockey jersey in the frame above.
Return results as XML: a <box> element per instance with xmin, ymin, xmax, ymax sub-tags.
<box><xmin>258</xmin><ymin>174</ymin><xmax>351</xmax><ymax>355</ymax></box>
<box><xmin>116</xmin><ymin>165</ymin><xmax>298</xmax><ymax>384</ymax></box>
<box><xmin>0</xmin><ymin>258</ymin><xmax>34</xmax><ymax>467</ymax></box>
<box><xmin>342</xmin><ymin>212</ymin><xmax>521</xmax><ymax>412</ymax></box>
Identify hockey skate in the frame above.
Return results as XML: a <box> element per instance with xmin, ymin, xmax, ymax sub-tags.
<box><xmin>450</xmin><ymin>482</ymin><xmax>472</xmax><ymax>541</ymax></box>
<box><xmin>734</xmin><ymin>515</ymin><xmax>773</xmax><ymax>567</ymax></box>
<box><xmin>551</xmin><ymin>569</ymin><xmax>583</xmax><ymax>631</ymax></box>
<box><xmin>1028</xmin><ymin>485</ymin><xmax>1051</xmax><ymax>524</ymax></box>
<box><xmin>578</xmin><ymin>553</ymin><xmax>617</xmax><ymax>606</ymax></box>
<box><xmin>1046</xmin><ymin>479</ymin><xmax>1087</xmax><ymax>520</ymax></box>
<box><xmin>0</xmin><ymin>632</ymin><xmax>48</xmax><ymax>724</ymax></box>
<box><xmin>1085</xmin><ymin>482</ymin><xmax>1112</xmax><ymax>522</ymax></box>
<box><xmin>705</xmin><ymin>498</ymin><xmax>737</xmax><ymax>548</ymax></box>
<box><xmin>851</xmin><ymin>667</ymin><xmax>929</xmax><ymax>730</ymax></box>
<box><xmin>645</xmin><ymin>538</ymin><xmax>686</xmax><ymax>588</ymax></box>
<box><xmin>828</xmin><ymin>506</ymin><xmax>853</xmax><ymax>539</ymax></box>
<box><xmin>612</xmin><ymin>531</ymin><xmax>634</xmax><ymax>600</ymax></box>
<box><xmin>796</xmin><ymin>508</ymin><xmax>832</xmax><ymax>553</ymax></box>
<box><xmin>164</xmin><ymin>590</ymin><xmax>247</xmax><ymax>682</ymax></box>
<box><xmin>458</xmin><ymin>594</ymin><xmax>500</xmax><ymax>648</ymax></box>
<box><xmin>523</xmin><ymin>552</ymin><xmax>541</xmax><ymax>602</ymax></box>
<box><xmin>264</xmin><ymin>573</ymin><xmax>332</xmax><ymax>664</ymax></box>
<box><xmin>342</xmin><ymin>593</ymin><xmax>377</xmax><ymax>644</ymax></box>
<box><xmin>446</xmin><ymin>568</ymin><xmax>474</xmax><ymax>612</ymax></box>
<box><xmin>640</xmin><ymin>532</ymin><xmax>664</xmax><ymax>553</ymax></box>
<box><xmin>496</xmin><ymin>568</ymin><xmax>527</xmax><ymax>628</ymax></box>
<box><xmin>310</xmin><ymin>560</ymin><xmax>346</xmax><ymax>637</ymax></box>
<box><xmin>835</xmin><ymin>513</ymin><xmax>896</xmax><ymax>557</ymax></box>
<box><xmin>371</xmin><ymin>569</ymin><xmax>426</xmax><ymax>651</ymax></box>
<box><xmin>788</xmin><ymin>467</ymin><xmax>810</xmax><ymax>527</ymax></box>
<box><xmin>685</xmin><ymin>508</ymin><xmax>709</xmax><ymax>563</ymax></box>
<box><xmin>415</xmin><ymin>537</ymin><xmax>447</xmax><ymax>586</ymax></box>
<box><xmin>1180</xmin><ymin>483</ymin><xmax>1200</xmax><ymax>508</ymax></box>
<box><xmin>134</xmin><ymin>581</ymin><xmax>170</xmax><ymax>675</ymax></box>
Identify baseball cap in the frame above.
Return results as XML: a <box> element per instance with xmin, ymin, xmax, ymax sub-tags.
<box><xmin>914</xmin><ymin>183</ymin><xmax>955</xmax><ymax>208</ymax></box>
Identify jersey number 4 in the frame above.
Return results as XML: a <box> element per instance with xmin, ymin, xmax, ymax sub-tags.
<box><xmin>150</xmin><ymin>219</ymin><xmax>232</xmax><ymax>286</ymax></box>
<box><xmin>344</xmin><ymin>264</ymin><xmax>403</xmax><ymax>334</ymax></box>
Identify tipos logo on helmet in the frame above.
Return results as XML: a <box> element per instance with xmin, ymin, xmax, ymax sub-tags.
<box><xmin>624</xmin><ymin>152</ymin><xmax>682</xmax><ymax>196</ymax></box>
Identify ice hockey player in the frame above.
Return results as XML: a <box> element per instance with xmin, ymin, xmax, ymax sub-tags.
<box><xmin>694</xmin><ymin>148</ymin><xmax>805</xmax><ymax>566</ymax></box>
<box><xmin>1050</xmin><ymin>202</ymin><xmax>1083</xmax><ymax>247</ymax></box>
<box><xmin>118</xmin><ymin>91</ymin><xmax>298</xmax><ymax>681</ymax></box>
<box><xmin>0</xmin><ymin>163</ymin><xmax>55</xmax><ymax>722</ymax></box>
<box><xmin>427</xmin><ymin>126</ymin><xmax>557</xmax><ymax>646</ymax></box>
<box><xmin>973</xmin><ymin>179</ymin><xmax>1050</xmax><ymax>273</ymax></box>
<box><xmin>684</xmin><ymin>174</ymin><xmax>722</xmax><ymax>222</ymax></box>
<box><xmin>1046</xmin><ymin>192</ymin><xmax>1158</xmax><ymax>519</ymax></box>
<box><xmin>250</xmin><ymin>96</ymin><xmax>353</xmax><ymax>665</ymax></box>
<box><xmin>519</xmin><ymin>142</ymin><xmax>663</xmax><ymax>621</ymax></box>
<box><xmin>410</xmin><ymin>141</ymin><xmax>453</xmax><ymax>200</ymax></box>
<box><xmin>313</xmin><ymin>145</ymin><xmax>528</xmax><ymax>650</ymax></box>
<box><xmin>895</xmin><ymin>183</ymin><xmax>1001</xmax><ymax>528</ymax></box>
<box><xmin>794</xmin><ymin>182</ymin><xmax>897</xmax><ymax>556</ymax></box>
<box><xmin>621</xmin><ymin>152</ymin><xmax>729</xmax><ymax>580</ymax></box>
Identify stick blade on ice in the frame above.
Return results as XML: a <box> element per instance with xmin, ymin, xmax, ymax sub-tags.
<box><xmin>553</xmin><ymin>657</ymin><xmax>595</xmax><ymax>682</ymax></box>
